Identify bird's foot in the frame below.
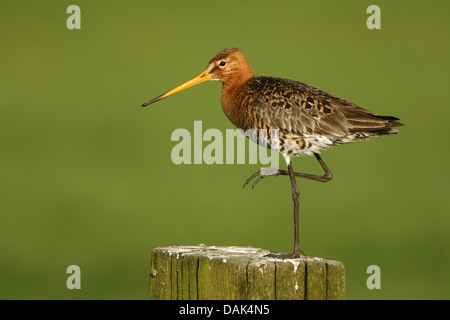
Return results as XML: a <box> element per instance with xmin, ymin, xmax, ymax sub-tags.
<box><xmin>264</xmin><ymin>250</ymin><xmax>307</xmax><ymax>260</ymax></box>
<box><xmin>243</xmin><ymin>167</ymin><xmax>280</xmax><ymax>189</ymax></box>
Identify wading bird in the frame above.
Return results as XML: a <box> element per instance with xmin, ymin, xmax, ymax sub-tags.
<box><xmin>142</xmin><ymin>48</ymin><xmax>403</xmax><ymax>258</ymax></box>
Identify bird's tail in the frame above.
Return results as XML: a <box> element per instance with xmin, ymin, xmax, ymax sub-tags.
<box><xmin>373</xmin><ymin>115</ymin><xmax>404</xmax><ymax>135</ymax></box>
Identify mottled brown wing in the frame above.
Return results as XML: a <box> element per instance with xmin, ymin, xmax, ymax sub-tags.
<box><xmin>246</xmin><ymin>77</ymin><xmax>402</xmax><ymax>137</ymax></box>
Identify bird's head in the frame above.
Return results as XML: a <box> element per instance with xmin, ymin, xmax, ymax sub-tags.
<box><xmin>142</xmin><ymin>47</ymin><xmax>253</xmax><ymax>106</ymax></box>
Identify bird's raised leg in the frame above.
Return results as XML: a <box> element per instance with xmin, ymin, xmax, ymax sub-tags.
<box><xmin>265</xmin><ymin>161</ymin><xmax>306</xmax><ymax>259</ymax></box>
<box><xmin>243</xmin><ymin>153</ymin><xmax>332</xmax><ymax>189</ymax></box>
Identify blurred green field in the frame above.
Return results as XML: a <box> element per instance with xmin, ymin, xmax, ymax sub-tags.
<box><xmin>1</xmin><ymin>0</ymin><xmax>449</xmax><ymax>299</ymax></box>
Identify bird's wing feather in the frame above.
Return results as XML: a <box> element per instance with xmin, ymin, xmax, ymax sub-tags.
<box><xmin>245</xmin><ymin>77</ymin><xmax>399</xmax><ymax>137</ymax></box>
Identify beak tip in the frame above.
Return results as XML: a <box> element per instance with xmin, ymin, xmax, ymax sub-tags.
<box><xmin>141</xmin><ymin>70</ymin><xmax>211</xmax><ymax>109</ymax></box>
<box><xmin>141</xmin><ymin>98</ymin><xmax>158</xmax><ymax>107</ymax></box>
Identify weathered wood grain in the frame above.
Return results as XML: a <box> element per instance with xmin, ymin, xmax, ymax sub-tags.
<box><xmin>150</xmin><ymin>245</ymin><xmax>345</xmax><ymax>300</ymax></box>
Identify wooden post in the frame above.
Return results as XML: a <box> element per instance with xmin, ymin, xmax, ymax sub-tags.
<box><xmin>149</xmin><ymin>245</ymin><xmax>345</xmax><ymax>300</ymax></box>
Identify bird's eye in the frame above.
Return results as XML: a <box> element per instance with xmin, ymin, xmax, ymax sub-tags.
<box><xmin>219</xmin><ymin>61</ymin><xmax>226</xmax><ymax>67</ymax></box>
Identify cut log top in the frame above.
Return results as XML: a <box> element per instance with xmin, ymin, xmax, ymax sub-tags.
<box><xmin>150</xmin><ymin>245</ymin><xmax>345</xmax><ymax>300</ymax></box>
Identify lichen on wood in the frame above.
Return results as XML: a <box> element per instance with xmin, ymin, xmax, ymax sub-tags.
<box><xmin>150</xmin><ymin>245</ymin><xmax>345</xmax><ymax>300</ymax></box>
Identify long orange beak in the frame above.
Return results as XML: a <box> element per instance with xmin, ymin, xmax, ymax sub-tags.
<box><xmin>141</xmin><ymin>70</ymin><xmax>212</xmax><ymax>107</ymax></box>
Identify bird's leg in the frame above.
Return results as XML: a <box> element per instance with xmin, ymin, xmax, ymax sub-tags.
<box><xmin>265</xmin><ymin>161</ymin><xmax>306</xmax><ymax>259</ymax></box>
<box><xmin>243</xmin><ymin>153</ymin><xmax>332</xmax><ymax>189</ymax></box>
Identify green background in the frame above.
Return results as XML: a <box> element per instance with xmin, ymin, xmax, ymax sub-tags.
<box><xmin>1</xmin><ymin>0</ymin><xmax>449</xmax><ymax>299</ymax></box>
